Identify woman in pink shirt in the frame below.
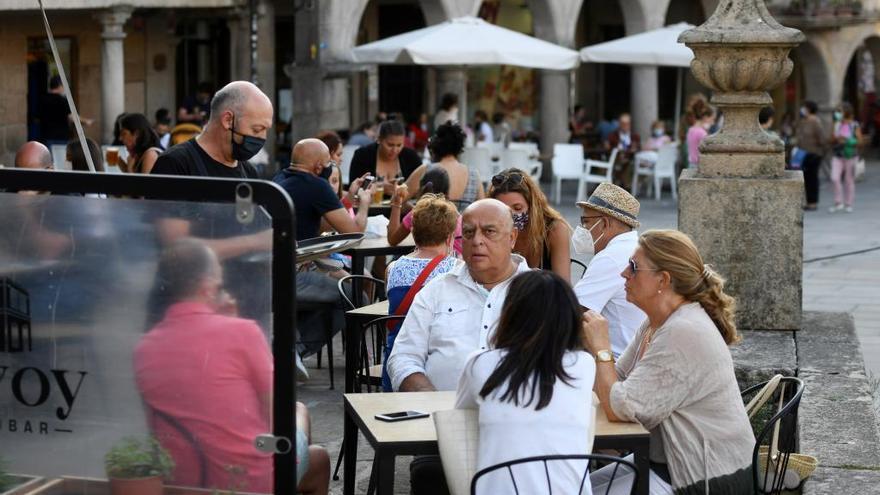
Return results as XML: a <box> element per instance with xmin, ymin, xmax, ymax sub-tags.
<box><xmin>387</xmin><ymin>165</ymin><xmax>463</xmax><ymax>255</ymax></box>
<box><xmin>686</xmin><ymin>103</ymin><xmax>716</xmax><ymax>168</ymax></box>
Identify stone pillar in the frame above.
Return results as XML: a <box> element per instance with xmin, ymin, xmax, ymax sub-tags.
<box><xmin>227</xmin><ymin>8</ymin><xmax>251</xmax><ymax>81</ymax></box>
<box><xmin>540</xmin><ymin>70</ymin><xmax>571</xmax><ymax>179</ymax></box>
<box><xmin>96</xmin><ymin>6</ymin><xmax>132</xmax><ymax>144</ymax></box>
<box><xmin>436</xmin><ymin>68</ymin><xmax>467</xmax><ymax>124</ymax></box>
<box><xmin>678</xmin><ymin>0</ymin><xmax>805</xmax><ymax>330</ymax></box>
<box><xmin>290</xmin><ymin>1</ymin><xmax>322</xmax><ymax>141</ymax></box>
<box><xmin>631</xmin><ymin>65</ymin><xmax>658</xmax><ymax>140</ymax></box>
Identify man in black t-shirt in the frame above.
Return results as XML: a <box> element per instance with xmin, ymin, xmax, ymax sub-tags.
<box><xmin>151</xmin><ymin>80</ymin><xmax>273</xmax><ymax>259</ymax></box>
<box><xmin>149</xmin><ymin>82</ymin><xmax>274</xmax><ymax>343</ymax></box>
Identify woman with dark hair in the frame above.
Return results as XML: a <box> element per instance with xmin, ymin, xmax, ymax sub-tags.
<box><xmin>119</xmin><ymin>113</ymin><xmax>163</xmax><ymax>174</ymax></box>
<box><xmin>316</xmin><ymin>130</ymin><xmax>343</xmax><ymax>167</ymax></box>
<box><xmin>489</xmin><ymin>168</ymin><xmax>571</xmax><ymax>283</ymax></box>
<box><xmin>405</xmin><ymin>121</ymin><xmax>485</xmax><ymax>211</ymax></box>
<box><xmin>348</xmin><ymin>119</ymin><xmax>422</xmax><ymax>193</ymax></box>
<box><xmin>66</xmin><ymin>138</ymin><xmax>104</xmax><ymax>172</ymax></box>
<box><xmin>456</xmin><ymin>270</ymin><xmax>596</xmax><ymax>494</ymax></box>
<box><xmin>387</xmin><ymin>166</ymin><xmax>462</xmax><ymax>255</ymax></box>
<box><xmin>434</xmin><ymin>92</ymin><xmax>459</xmax><ymax>129</ymax></box>
<box><xmin>795</xmin><ymin>100</ymin><xmax>826</xmax><ymax>211</ymax></box>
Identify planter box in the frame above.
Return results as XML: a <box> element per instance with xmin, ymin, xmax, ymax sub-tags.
<box><xmin>1</xmin><ymin>475</ymin><xmax>44</xmax><ymax>495</ymax></box>
<box><xmin>22</xmin><ymin>477</ymin><xmax>267</xmax><ymax>495</ymax></box>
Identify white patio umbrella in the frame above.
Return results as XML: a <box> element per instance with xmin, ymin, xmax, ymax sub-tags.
<box><xmin>352</xmin><ymin>16</ymin><xmax>580</xmax><ymax>124</ymax></box>
<box><xmin>580</xmin><ymin>23</ymin><xmax>696</xmax><ymax>133</ymax></box>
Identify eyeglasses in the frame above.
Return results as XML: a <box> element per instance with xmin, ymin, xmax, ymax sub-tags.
<box><xmin>627</xmin><ymin>258</ymin><xmax>660</xmax><ymax>274</ymax></box>
<box><xmin>491</xmin><ymin>172</ymin><xmax>525</xmax><ymax>188</ymax></box>
<box><xmin>580</xmin><ymin>215</ymin><xmax>602</xmax><ymax>228</ymax></box>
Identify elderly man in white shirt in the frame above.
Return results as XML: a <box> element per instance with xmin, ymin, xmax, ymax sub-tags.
<box><xmin>572</xmin><ymin>183</ymin><xmax>646</xmax><ymax>358</ymax></box>
<box><xmin>388</xmin><ymin>198</ymin><xmax>531</xmax><ymax>393</ymax></box>
<box><xmin>388</xmin><ymin>198</ymin><xmax>531</xmax><ymax>495</ymax></box>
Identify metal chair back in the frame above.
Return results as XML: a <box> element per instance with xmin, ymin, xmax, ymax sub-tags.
<box><xmin>471</xmin><ymin>453</ymin><xmax>637</xmax><ymax>495</ymax></box>
<box><xmin>337</xmin><ymin>274</ymin><xmax>386</xmax><ymax>310</ymax></box>
<box><xmin>741</xmin><ymin>376</ymin><xmax>806</xmax><ymax>494</ymax></box>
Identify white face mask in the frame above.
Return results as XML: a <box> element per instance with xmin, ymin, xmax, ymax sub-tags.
<box><xmin>572</xmin><ymin>222</ymin><xmax>604</xmax><ymax>256</ymax></box>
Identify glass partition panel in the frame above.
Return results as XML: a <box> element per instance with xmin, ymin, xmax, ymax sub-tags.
<box><xmin>0</xmin><ymin>191</ymin><xmax>280</xmax><ymax>494</ymax></box>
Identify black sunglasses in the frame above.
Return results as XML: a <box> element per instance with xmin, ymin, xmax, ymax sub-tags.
<box><xmin>627</xmin><ymin>258</ymin><xmax>660</xmax><ymax>274</ymax></box>
<box><xmin>491</xmin><ymin>172</ymin><xmax>525</xmax><ymax>188</ymax></box>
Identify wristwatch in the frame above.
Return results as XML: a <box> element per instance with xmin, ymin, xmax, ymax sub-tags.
<box><xmin>595</xmin><ymin>350</ymin><xmax>614</xmax><ymax>363</ymax></box>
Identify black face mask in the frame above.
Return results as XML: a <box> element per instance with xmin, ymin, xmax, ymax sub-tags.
<box><xmin>230</xmin><ymin>114</ymin><xmax>266</xmax><ymax>161</ymax></box>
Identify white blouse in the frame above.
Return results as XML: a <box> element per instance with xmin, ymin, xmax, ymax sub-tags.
<box><xmin>455</xmin><ymin>349</ymin><xmax>597</xmax><ymax>495</ymax></box>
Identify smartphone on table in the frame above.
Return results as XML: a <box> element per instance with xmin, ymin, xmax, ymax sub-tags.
<box><xmin>375</xmin><ymin>410</ymin><xmax>430</xmax><ymax>422</ymax></box>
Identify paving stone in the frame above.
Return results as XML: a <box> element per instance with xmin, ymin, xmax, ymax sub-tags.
<box><xmin>798</xmin><ymin>371</ymin><xmax>880</xmax><ymax>470</ymax></box>
<box><xmin>798</xmin><ymin>312</ymin><xmax>868</xmax><ymax>376</ymax></box>
<box><xmin>803</xmin><ymin>466</ymin><xmax>880</xmax><ymax>494</ymax></box>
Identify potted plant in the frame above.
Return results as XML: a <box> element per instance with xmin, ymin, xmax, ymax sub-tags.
<box><xmin>104</xmin><ymin>436</ymin><xmax>174</xmax><ymax>495</ymax></box>
<box><xmin>0</xmin><ymin>457</ymin><xmax>43</xmax><ymax>495</ymax></box>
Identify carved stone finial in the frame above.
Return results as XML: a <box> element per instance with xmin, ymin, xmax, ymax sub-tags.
<box><xmin>679</xmin><ymin>0</ymin><xmax>805</xmax><ymax>178</ymax></box>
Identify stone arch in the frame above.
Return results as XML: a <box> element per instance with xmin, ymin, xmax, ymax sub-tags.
<box><xmin>792</xmin><ymin>39</ymin><xmax>834</xmax><ymax>111</ymax></box>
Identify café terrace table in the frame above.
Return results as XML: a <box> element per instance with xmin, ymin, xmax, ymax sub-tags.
<box><xmin>340</xmin><ymin>235</ymin><xmax>415</xmax><ymax>309</ymax></box>
<box><xmin>343</xmin><ymin>391</ymin><xmax>651</xmax><ymax>495</ymax></box>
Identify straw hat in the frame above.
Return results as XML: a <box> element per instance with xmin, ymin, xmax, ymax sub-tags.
<box><xmin>576</xmin><ymin>183</ymin><xmax>640</xmax><ymax>228</ymax></box>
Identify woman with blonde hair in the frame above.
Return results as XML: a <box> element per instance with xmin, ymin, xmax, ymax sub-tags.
<box><xmin>488</xmin><ymin>168</ymin><xmax>571</xmax><ymax>283</ymax></box>
<box><xmin>381</xmin><ymin>194</ymin><xmax>461</xmax><ymax>391</ymax></box>
<box><xmin>584</xmin><ymin>230</ymin><xmax>754</xmax><ymax>494</ymax></box>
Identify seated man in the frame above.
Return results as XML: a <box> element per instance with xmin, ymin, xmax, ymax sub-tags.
<box><xmin>387</xmin><ymin>198</ymin><xmax>531</xmax><ymax>393</ymax></box>
<box><xmin>135</xmin><ymin>239</ymin><xmax>329</xmax><ymax>494</ymax></box>
<box><xmin>15</xmin><ymin>141</ymin><xmax>54</xmax><ymax>170</ymax></box>
<box><xmin>605</xmin><ymin>113</ymin><xmax>641</xmax><ymax>189</ymax></box>
<box><xmin>387</xmin><ymin>198</ymin><xmax>530</xmax><ymax>495</ymax></box>
<box><xmin>272</xmin><ymin>138</ymin><xmax>374</xmax><ymax>359</ymax></box>
<box><xmin>572</xmin><ymin>183</ymin><xmax>646</xmax><ymax>358</ymax></box>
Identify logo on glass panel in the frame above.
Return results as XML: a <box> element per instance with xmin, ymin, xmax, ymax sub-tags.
<box><xmin>1</xmin><ymin>279</ymin><xmax>88</xmax><ymax>436</ymax></box>
<box><xmin>0</xmin><ymin>278</ymin><xmax>31</xmax><ymax>353</ymax></box>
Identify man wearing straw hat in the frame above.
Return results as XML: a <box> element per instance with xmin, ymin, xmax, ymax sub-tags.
<box><xmin>572</xmin><ymin>183</ymin><xmax>646</xmax><ymax>359</ymax></box>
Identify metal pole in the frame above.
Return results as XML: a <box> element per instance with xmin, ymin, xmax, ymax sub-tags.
<box><xmin>249</xmin><ymin>0</ymin><xmax>259</xmax><ymax>85</ymax></box>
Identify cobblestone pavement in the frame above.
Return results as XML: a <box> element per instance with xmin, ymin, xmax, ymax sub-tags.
<box><xmin>301</xmin><ymin>158</ymin><xmax>880</xmax><ymax>494</ymax></box>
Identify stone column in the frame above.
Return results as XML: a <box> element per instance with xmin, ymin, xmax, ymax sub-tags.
<box><xmin>678</xmin><ymin>0</ymin><xmax>805</xmax><ymax>330</ymax></box>
<box><xmin>96</xmin><ymin>6</ymin><xmax>132</xmax><ymax>144</ymax></box>
<box><xmin>540</xmin><ymin>70</ymin><xmax>571</xmax><ymax>179</ymax></box>
<box><xmin>436</xmin><ymin>68</ymin><xmax>467</xmax><ymax>124</ymax></box>
<box><xmin>631</xmin><ymin>65</ymin><xmax>658</xmax><ymax>140</ymax></box>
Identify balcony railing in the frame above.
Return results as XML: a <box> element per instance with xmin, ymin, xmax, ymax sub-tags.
<box><xmin>768</xmin><ymin>0</ymin><xmax>880</xmax><ymax>29</ymax></box>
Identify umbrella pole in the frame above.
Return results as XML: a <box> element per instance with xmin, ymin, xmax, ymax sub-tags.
<box><xmin>674</xmin><ymin>67</ymin><xmax>683</xmax><ymax>139</ymax></box>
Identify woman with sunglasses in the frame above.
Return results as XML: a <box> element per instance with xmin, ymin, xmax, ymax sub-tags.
<box><xmin>584</xmin><ymin>230</ymin><xmax>754</xmax><ymax>494</ymax></box>
<box><xmin>488</xmin><ymin>168</ymin><xmax>572</xmax><ymax>283</ymax></box>
<box><xmin>404</xmin><ymin>121</ymin><xmax>485</xmax><ymax>211</ymax></box>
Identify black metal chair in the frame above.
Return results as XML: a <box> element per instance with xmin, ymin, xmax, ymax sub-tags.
<box><xmin>357</xmin><ymin>315</ymin><xmax>406</xmax><ymax>393</ymax></box>
<box><xmin>147</xmin><ymin>406</ymin><xmax>208</xmax><ymax>488</ymax></box>
<box><xmin>741</xmin><ymin>376</ymin><xmax>806</xmax><ymax>494</ymax></box>
<box><xmin>338</xmin><ymin>274</ymin><xmax>386</xmax><ymax>310</ymax></box>
<box><xmin>471</xmin><ymin>453</ymin><xmax>637</xmax><ymax>495</ymax></box>
<box><xmin>571</xmin><ymin>258</ymin><xmax>588</xmax><ymax>280</ymax></box>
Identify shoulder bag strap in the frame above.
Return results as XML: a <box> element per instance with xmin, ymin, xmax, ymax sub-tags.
<box><xmin>386</xmin><ymin>255</ymin><xmax>446</xmax><ymax>330</ymax></box>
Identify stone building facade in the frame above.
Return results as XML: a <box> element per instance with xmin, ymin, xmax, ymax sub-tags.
<box><xmin>2</xmin><ymin>0</ymin><xmax>880</xmax><ymax>166</ymax></box>
<box><xmin>295</xmin><ymin>0</ymin><xmax>880</xmax><ymax>163</ymax></box>
<box><xmin>0</xmin><ymin>0</ymin><xmax>286</xmax><ymax>165</ymax></box>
